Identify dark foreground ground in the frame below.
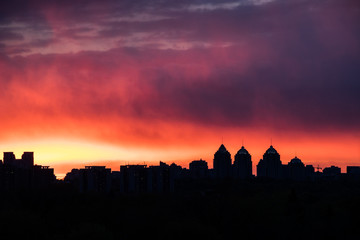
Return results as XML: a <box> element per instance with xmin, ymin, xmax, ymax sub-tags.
<box><xmin>1</xmin><ymin>180</ymin><xmax>360</xmax><ymax>240</ymax></box>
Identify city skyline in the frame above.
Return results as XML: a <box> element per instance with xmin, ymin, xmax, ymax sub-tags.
<box><xmin>1</xmin><ymin>135</ymin><xmax>359</xmax><ymax>178</ymax></box>
<box><xmin>1</xmin><ymin>143</ymin><xmax>358</xmax><ymax>194</ymax></box>
<box><xmin>0</xmin><ymin>0</ymin><xmax>359</xmax><ymax>177</ymax></box>
<box><xmin>0</xmin><ymin>142</ymin><xmax>356</xmax><ymax>179</ymax></box>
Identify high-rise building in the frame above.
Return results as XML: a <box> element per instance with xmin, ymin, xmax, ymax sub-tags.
<box><xmin>288</xmin><ymin>156</ymin><xmax>305</xmax><ymax>181</ymax></box>
<box><xmin>3</xmin><ymin>152</ymin><xmax>34</xmax><ymax>169</ymax></box>
<box><xmin>257</xmin><ymin>145</ymin><xmax>282</xmax><ymax>179</ymax></box>
<box><xmin>233</xmin><ymin>146</ymin><xmax>252</xmax><ymax>179</ymax></box>
<box><xmin>3</xmin><ymin>152</ymin><xmax>15</xmax><ymax>166</ymax></box>
<box><xmin>1</xmin><ymin>151</ymin><xmax>55</xmax><ymax>190</ymax></box>
<box><xmin>79</xmin><ymin>166</ymin><xmax>112</xmax><ymax>193</ymax></box>
<box><xmin>213</xmin><ymin>144</ymin><xmax>232</xmax><ymax>179</ymax></box>
<box><xmin>189</xmin><ymin>159</ymin><xmax>208</xmax><ymax>179</ymax></box>
<box><xmin>120</xmin><ymin>165</ymin><xmax>148</xmax><ymax>193</ymax></box>
<box><xmin>21</xmin><ymin>152</ymin><xmax>34</xmax><ymax>169</ymax></box>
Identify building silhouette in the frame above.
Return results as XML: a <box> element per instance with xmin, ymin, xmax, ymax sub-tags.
<box><xmin>347</xmin><ymin>166</ymin><xmax>360</xmax><ymax>175</ymax></box>
<box><xmin>323</xmin><ymin>166</ymin><xmax>341</xmax><ymax>177</ymax></box>
<box><xmin>33</xmin><ymin>165</ymin><xmax>55</xmax><ymax>188</ymax></box>
<box><xmin>305</xmin><ymin>165</ymin><xmax>315</xmax><ymax>181</ymax></box>
<box><xmin>257</xmin><ymin>145</ymin><xmax>282</xmax><ymax>179</ymax></box>
<box><xmin>21</xmin><ymin>152</ymin><xmax>34</xmax><ymax>168</ymax></box>
<box><xmin>189</xmin><ymin>159</ymin><xmax>208</xmax><ymax>179</ymax></box>
<box><xmin>287</xmin><ymin>156</ymin><xmax>306</xmax><ymax>181</ymax></box>
<box><xmin>3</xmin><ymin>152</ymin><xmax>16</xmax><ymax>166</ymax></box>
<box><xmin>233</xmin><ymin>146</ymin><xmax>252</xmax><ymax>179</ymax></box>
<box><xmin>148</xmin><ymin>162</ymin><xmax>172</xmax><ymax>193</ymax></box>
<box><xmin>114</xmin><ymin>162</ymin><xmax>184</xmax><ymax>194</ymax></box>
<box><xmin>65</xmin><ymin>166</ymin><xmax>112</xmax><ymax>193</ymax></box>
<box><xmin>118</xmin><ymin>164</ymin><xmax>148</xmax><ymax>193</ymax></box>
<box><xmin>0</xmin><ymin>152</ymin><xmax>55</xmax><ymax>190</ymax></box>
<box><xmin>3</xmin><ymin>151</ymin><xmax>34</xmax><ymax>169</ymax></box>
<box><xmin>347</xmin><ymin>166</ymin><xmax>360</xmax><ymax>181</ymax></box>
<box><xmin>213</xmin><ymin>144</ymin><xmax>232</xmax><ymax>179</ymax></box>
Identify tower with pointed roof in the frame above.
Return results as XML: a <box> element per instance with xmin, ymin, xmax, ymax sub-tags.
<box><xmin>257</xmin><ymin>145</ymin><xmax>282</xmax><ymax>179</ymax></box>
<box><xmin>233</xmin><ymin>146</ymin><xmax>252</xmax><ymax>179</ymax></box>
<box><xmin>213</xmin><ymin>144</ymin><xmax>232</xmax><ymax>179</ymax></box>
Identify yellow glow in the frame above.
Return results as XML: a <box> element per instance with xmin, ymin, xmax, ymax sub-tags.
<box><xmin>0</xmin><ymin>137</ymin><xmax>202</xmax><ymax>177</ymax></box>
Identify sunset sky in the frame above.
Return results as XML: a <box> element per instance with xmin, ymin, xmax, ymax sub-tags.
<box><xmin>0</xmin><ymin>0</ymin><xmax>359</xmax><ymax>178</ymax></box>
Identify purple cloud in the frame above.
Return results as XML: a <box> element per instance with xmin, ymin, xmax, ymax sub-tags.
<box><xmin>0</xmin><ymin>0</ymin><xmax>359</xmax><ymax>139</ymax></box>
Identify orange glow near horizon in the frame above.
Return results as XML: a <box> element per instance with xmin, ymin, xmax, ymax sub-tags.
<box><xmin>0</xmin><ymin>137</ymin><xmax>207</xmax><ymax>178</ymax></box>
<box><xmin>0</xmin><ymin>131</ymin><xmax>358</xmax><ymax>179</ymax></box>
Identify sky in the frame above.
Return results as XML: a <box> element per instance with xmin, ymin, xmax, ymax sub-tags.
<box><xmin>0</xmin><ymin>0</ymin><xmax>359</xmax><ymax>178</ymax></box>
